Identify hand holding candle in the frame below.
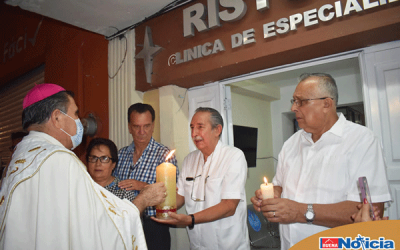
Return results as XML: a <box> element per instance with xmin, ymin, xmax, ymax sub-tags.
<box><xmin>156</xmin><ymin>150</ymin><xmax>177</xmax><ymax>219</ymax></box>
<box><xmin>260</xmin><ymin>177</ymin><xmax>274</xmax><ymax>199</ymax></box>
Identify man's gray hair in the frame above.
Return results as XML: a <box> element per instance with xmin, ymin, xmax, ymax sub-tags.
<box><xmin>299</xmin><ymin>73</ymin><xmax>339</xmax><ymax>106</ymax></box>
<box><xmin>195</xmin><ymin>107</ymin><xmax>224</xmax><ymax>137</ymax></box>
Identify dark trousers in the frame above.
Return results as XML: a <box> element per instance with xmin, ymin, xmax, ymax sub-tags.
<box><xmin>143</xmin><ymin>216</ymin><xmax>171</xmax><ymax>250</ymax></box>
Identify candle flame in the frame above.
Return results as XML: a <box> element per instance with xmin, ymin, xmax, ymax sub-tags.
<box><xmin>264</xmin><ymin>177</ymin><xmax>268</xmax><ymax>185</ymax></box>
<box><xmin>165</xmin><ymin>149</ymin><xmax>176</xmax><ymax>162</ymax></box>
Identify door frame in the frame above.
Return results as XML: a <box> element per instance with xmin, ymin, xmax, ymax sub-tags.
<box><xmin>217</xmin><ymin>49</ymin><xmax>364</xmax><ymax>160</ymax></box>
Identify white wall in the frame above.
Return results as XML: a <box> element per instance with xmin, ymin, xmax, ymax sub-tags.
<box><xmin>143</xmin><ymin>89</ymin><xmax>160</xmax><ymax>142</ymax></box>
<box><xmin>230</xmin><ymin>92</ymin><xmax>275</xmax><ymax>204</ymax></box>
<box><xmin>158</xmin><ymin>85</ymin><xmax>190</xmax><ymax>168</ymax></box>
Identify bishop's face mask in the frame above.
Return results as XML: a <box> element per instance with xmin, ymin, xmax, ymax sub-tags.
<box><xmin>60</xmin><ymin>111</ymin><xmax>84</xmax><ymax>150</ymax></box>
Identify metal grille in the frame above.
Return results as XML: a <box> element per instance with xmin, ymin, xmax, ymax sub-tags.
<box><xmin>0</xmin><ymin>66</ymin><xmax>44</xmax><ymax>169</ymax></box>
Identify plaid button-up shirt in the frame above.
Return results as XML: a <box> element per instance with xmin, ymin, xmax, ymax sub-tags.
<box><xmin>113</xmin><ymin>137</ymin><xmax>178</xmax><ymax>217</ymax></box>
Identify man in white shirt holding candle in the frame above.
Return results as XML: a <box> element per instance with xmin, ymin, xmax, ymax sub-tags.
<box><xmin>251</xmin><ymin>73</ymin><xmax>391</xmax><ymax>250</ymax></box>
<box><xmin>153</xmin><ymin>107</ymin><xmax>250</xmax><ymax>250</ymax></box>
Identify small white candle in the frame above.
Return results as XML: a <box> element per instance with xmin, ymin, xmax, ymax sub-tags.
<box><xmin>260</xmin><ymin>177</ymin><xmax>274</xmax><ymax>199</ymax></box>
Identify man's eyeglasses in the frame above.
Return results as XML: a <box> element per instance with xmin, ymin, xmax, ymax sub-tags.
<box><xmin>187</xmin><ymin>155</ymin><xmax>213</xmax><ymax>201</ymax></box>
<box><xmin>187</xmin><ymin>175</ymin><xmax>209</xmax><ymax>201</ymax></box>
<box><xmin>290</xmin><ymin>97</ymin><xmax>332</xmax><ymax>107</ymax></box>
<box><xmin>88</xmin><ymin>155</ymin><xmax>113</xmax><ymax>163</ymax></box>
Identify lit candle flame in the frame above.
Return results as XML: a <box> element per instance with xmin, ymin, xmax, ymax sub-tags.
<box><xmin>264</xmin><ymin>177</ymin><xmax>268</xmax><ymax>185</ymax></box>
<box><xmin>165</xmin><ymin>149</ymin><xmax>176</xmax><ymax>162</ymax></box>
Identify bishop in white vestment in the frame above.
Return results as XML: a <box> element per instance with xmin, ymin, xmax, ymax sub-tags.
<box><xmin>0</xmin><ymin>83</ymin><xmax>156</xmax><ymax>250</ymax></box>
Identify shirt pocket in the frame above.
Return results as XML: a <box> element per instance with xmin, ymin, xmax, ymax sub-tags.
<box><xmin>316</xmin><ymin>154</ymin><xmax>350</xmax><ymax>203</ymax></box>
<box><xmin>205</xmin><ymin>177</ymin><xmax>223</xmax><ymax>207</ymax></box>
<box><xmin>184</xmin><ymin>178</ymin><xmax>195</xmax><ymax>202</ymax></box>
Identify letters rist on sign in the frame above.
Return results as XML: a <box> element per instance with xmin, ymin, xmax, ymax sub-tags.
<box><xmin>183</xmin><ymin>0</ymin><xmax>270</xmax><ymax>38</ymax></box>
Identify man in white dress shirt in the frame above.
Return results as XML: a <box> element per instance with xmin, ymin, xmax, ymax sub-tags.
<box><xmin>0</xmin><ymin>83</ymin><xmax>166</xmax><ymax>249</ymax></box>
<box><xmin>251</xmin><ymin>73</ymin><xmax>391</xmax><ymax>249</ymax></box>
<box><xmin>153</xmin><ymin>107</ymin><xmax>250</xmax><ymax>250</ymax></box>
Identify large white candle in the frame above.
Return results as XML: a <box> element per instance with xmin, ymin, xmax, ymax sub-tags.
<box><xmin>156</xmin><ymin>150</ymin><xmax>177</xmax><ymax>219</ymax></box>
<box><xmin>260</xmin><ymin>177</ymin><xmax>274</xmax><ymax>199</ymax></box>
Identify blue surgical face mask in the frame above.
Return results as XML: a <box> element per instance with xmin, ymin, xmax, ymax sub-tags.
<box><xmin>60</xmin><ymin>111</ymin><xmax>84</xmax><ymax>150</ymax></box>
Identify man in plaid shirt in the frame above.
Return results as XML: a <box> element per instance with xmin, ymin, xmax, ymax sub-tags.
<box><xmin>113</xmin><ymin>103</ymin><xmax>178</xmax><ymax>250</ymax></box>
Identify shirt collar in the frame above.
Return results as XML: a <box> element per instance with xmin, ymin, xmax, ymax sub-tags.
<box><xmin>327</xmin><ymin>112</ymin><xmax>346</xmax><ymax>137</ymax></box>
<box><xmin>106</xmin><ymin>176</ymin><xmax>120</xmax><ymax>189</ymax></box>
<box><xmin>128</xmin><ymin>137</ymin><xmax>155</xmax><ymax>153</ymax></box>
<box><xmin>301</xmin><ymin>113</ymin><xmax>346</xmax><ymax>141</ymax></box>
<box><xmin>199</xmin><ymin>140</ymin><xmax>222</xmax><ymax>163</ymax></box>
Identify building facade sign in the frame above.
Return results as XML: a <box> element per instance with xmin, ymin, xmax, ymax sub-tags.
<box><xmin>134</xmin><ymin>0</ymin><xmax>400</xmax><ymax>91</ymax></box>
<box><xmin>183</xmin><ymin>0</ymin><xmax>397</xmax><ymax>38</ymax></box>
<box><xmin>183</xmin><ymin>0</ymin><xmax>270</xmax><ymax>38</ymax></box>
<box><xmin>169</xmin><ymin>0</ymin><xmax>398</xmax><ymax>67</ymax></box>
<box><xmin>2</xmin><ymin>19</ymin><xmax>42</xmax><ymax>64</ymax></box>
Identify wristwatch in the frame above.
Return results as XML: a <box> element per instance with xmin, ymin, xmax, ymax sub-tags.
<box><xmin>304</xmin><ymin>204</ymin><xmax>315</xmax><ymax>224</ymax></box>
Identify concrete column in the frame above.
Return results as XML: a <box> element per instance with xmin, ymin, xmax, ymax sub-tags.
<box><xmin>158</xmin><ymin>84</ymin><xmax>191</xmax><ymax>250</ymax></box>
<box><xmin>158</xmin><ymin>85</ymin><xmax>190</xmax><ymax>166</ymax></box>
